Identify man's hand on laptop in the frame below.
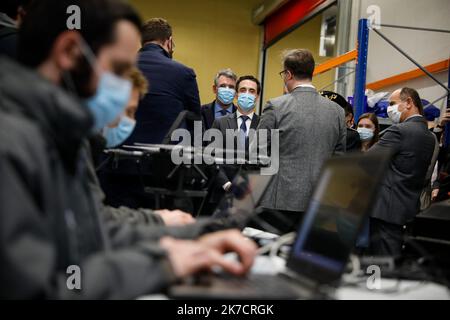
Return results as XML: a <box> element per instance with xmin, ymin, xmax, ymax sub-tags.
<box><xmin>198</xmin><ymin>230</ymin><xmax>257</xmax><ymax>275</ymax></box>
<box><xmin>159</xmin><ymin>234</ymin><xmax>256</xmax><ymax>278</ymax></box>
<box><xmin>155</xmin><ymin>209</ymin><xmax>195</xmax><ymax>226</ymax></box>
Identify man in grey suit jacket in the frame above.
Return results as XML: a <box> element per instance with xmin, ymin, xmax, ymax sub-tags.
<box><xmin>204</xmin><ymin>76</ymin><xmax>261</xmax><ymax>215</ymax></box>
<box><xmin>368</xmin><ymin>87</ymin><xmax>435</xmax><ymax>256</ymax></box>
<box><xmin>257</xmin><ymin>49</ymin><xmax>346</xmax><ymax>233</ymax></box>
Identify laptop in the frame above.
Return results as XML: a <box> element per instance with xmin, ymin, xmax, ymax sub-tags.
<box><xmin>168</xmin><ymin>150</ymin><xmax>392</xmax><ymax>299</ymax></box>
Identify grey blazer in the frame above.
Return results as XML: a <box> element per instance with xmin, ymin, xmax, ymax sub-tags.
<box><xmin>257</xmin><ymin>86</ymin><xmax>346</xmax><ymax>212</ymax></box>
<box><xmin>369</xmin><ymin>116</ymin><xmax>436</xmax><ymax>225</ymax></box>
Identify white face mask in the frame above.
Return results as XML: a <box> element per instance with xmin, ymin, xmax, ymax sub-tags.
<box><xmin>387</xmin><ymin>104</ymin><xmax>402</xmax><ymax>124</ymax></box>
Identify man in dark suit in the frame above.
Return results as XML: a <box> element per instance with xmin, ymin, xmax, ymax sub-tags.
<box><xmin>125</xmin><ymin>18</ymin><xmax>201</xmax><ymax>145</ymax></box>
<box><xmin>368</xmin><ymin>87</ymin><xmax>436</xmax><ymax>256</ymax></box>
<box><xmin>201</xmin><ymin>69</ymin><xmax>238</xmax><ymax>131</ymax></box>
<box><xmin>321</xmin><ymin>91</ymin><xmax>362</xmax><ymax>152</ymax></box>
<box><xmin>204</xmin><ymin>76</ymin><xmax>261</xmax><ymax>214</ymax></box>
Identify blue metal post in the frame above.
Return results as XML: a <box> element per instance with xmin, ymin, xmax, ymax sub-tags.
<box><xmin>353</xmin><ymin>19</ymin><xmax>370</xmax><ymax>122</ymax></box>
<box><xmin>445</xmin><ymin>59</ymin><xmax>450</xmax><ymax>148</ymax></box>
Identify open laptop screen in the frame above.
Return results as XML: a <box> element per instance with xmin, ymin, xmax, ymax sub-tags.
<box><xmin>287</xmin><ymin>151</ymin><xmax>391</xmax><ymax>285</ymax></box>
<box><xmin>212</xmin><ymin>171</ymin><xmax>273</xmax><ymax>227</ymax></box>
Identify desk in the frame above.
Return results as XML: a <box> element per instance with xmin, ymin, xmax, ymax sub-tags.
<box><xmin>251</xmin><ymin>256</ymin><xmax>450</xmax><ymax>300</ymax></box>
<box><xmin>139</xmin><ymin>230</ymin><xmax>450</xmax><ymax>300</ymax></box>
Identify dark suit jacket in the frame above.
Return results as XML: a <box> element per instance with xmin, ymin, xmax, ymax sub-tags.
<box><xmin>369</xmin><ymin>116</ymin><xmax>436</xmax><ymax>225</ymax></box>
<box><xmin>124</xmin><ymin>44</ymin><xmax>201</xmax><ymax>145</ymax></box>
<box><xmin>201</xmin><ymin>100</ymin><xmax>236</xmax><ymax>131</ymax></box>
<box><xmin>211</xmin><ymin>112</ymin><xmax>260</xmax><ymax>187</ymax></box>
<box><xmin>346</xmin><ymin>128</ymin><xmax>362</xmax><ymax>152</ymax></box>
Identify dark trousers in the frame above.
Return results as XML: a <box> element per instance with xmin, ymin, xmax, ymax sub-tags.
<box><xmin>369</xmin><ymin>217</ymin><xmax>404</xmax><ymax>256</ymax></box>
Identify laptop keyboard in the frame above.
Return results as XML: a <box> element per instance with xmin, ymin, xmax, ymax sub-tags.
<box><xmin>191</xmin><ymin>273</ymin><xmax>302</xmax><ymax>299</ymax></box>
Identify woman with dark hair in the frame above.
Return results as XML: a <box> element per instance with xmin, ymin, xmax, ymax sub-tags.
<box><xmin>357</xmin><ymin>113</ymin><xmax>380</xmax><ymax>152</ymax></box>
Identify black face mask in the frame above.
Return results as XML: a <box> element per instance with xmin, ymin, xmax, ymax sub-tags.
<box><xmin>63</xmin><ymin>55</ymin><xmax>96</xmax><ymax>98</ymax></box>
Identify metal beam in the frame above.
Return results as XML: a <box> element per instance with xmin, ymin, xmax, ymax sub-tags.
<box><xmin>373</xmin><ymin>24</ymin><xmax>450</xmax><ymax>34</ymax></box>
<box><xmin>423</xmin><ymin>92</ymin><xmax>449</xmax><ymax>109</ymax></box>
<box><xmin>372</xmin><ymin>28</ymin><xmax>450</xmax><ymax>94</ymax></box>
<box><xmin>366</xmin><ymin>59</ymin><xmax>449</xmax><ymax>91</ymax></box>
<box><xmin>353</xmin><ymin>19</ymin><xmax>370</xmax><ymax>122</ymax></box>
<box><xmin>319</xmin><ymin>70</ymin><xmax>355</xmax><ymax>91</ymax></box>
<box><xmin>335</xmin><ymin>0</ymin><xmax>353</xmax><ymax>94</ymax></box>
<box><xmin>314</xmin><ymin>50</ymin><xmax>357</xmax><ymax>75</ymax></box>
<box><xmin>445</xmin><ymin>59</ymin><xmax>450</xmax><ymax>148</ymax></box>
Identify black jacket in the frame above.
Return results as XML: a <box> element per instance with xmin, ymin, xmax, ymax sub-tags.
<box><xmin>124</xmin><ymin>44</ymin><xmax>201</xmax><ymax>145</ymax></box>
<box><xmin>0</xmin><ymin>58</ymin><xmax>182</xmax><ymax>299</ymax></box>
<box><xmin>346</xmin><ymin>127</ymin><xmax>362</xmax><ymax>152</ymax></box>
<box><xmin>201</xmin><ymin>100</ymin><xmax>237</xmax><ymax>131</ymax></box>
<box><xmin>369</xmin><ymin>116</ymin><xmax>436</xmax><ymax>225</ymax></box>
<box><xmin>0</xmin><ymin>25</ymin><xmax>18</xmax><ymax>59</ymax></box>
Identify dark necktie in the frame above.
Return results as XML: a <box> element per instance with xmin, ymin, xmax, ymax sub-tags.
<box><xmin>219</xmin><ymin>109</ymin><xmax>228</xmax><ymax>117</ymax></box>
<box><xmin>239</xmin><ymin>115</ymin><xmax>249</xmax><ymax>149</ymax></box>
<box><xmin>240</xmin><ymin>115</ymin><xmax>249</xmax><ymax>133</ymax></box>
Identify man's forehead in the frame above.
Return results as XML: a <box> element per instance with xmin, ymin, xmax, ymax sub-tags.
<box><xmin>238</xmin><ymin>80</ymin><xmax>257</xmax><ymax>90</ymax></box>
<box><xmin>218</xmin><ymin>75</ymin><xmax>236</xmax><ymax>84</ymax></box>
<box><xmin>389</xmin><ymin>90</ymin><xmax>401</xmax><ymax>101</ymax></box>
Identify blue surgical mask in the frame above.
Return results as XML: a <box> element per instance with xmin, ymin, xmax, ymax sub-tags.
<box><xmin>86</xmin><ymin>72</ymin><xmax>132</xmax><ymax>131</ymax></box>
<box><xmin>357</xmin><ymin>127</ymin><xmax>374</xmax><ymax>141</ymax></box>
<box><xmin>75</xmin><ymin>36</ymin><xmax>132</xmax><ymax>131</ymax></box>
<box><xmin>217</xmin><ymin>87</ymin><xmax>235</xmax><ymax>105</ymax></box>
<box><xmin>237</xmin><ymin>93</ymin><xmax>256</xmax><ymax>112</ymax></box>
<box><xmin>102</xmin><ymin>115</ymin><xmax>136</xmax><ymax>148</ymax></box>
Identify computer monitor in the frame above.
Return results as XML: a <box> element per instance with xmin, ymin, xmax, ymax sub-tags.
<box><xmin>287</xmin><ymin>151</ymin><xmax>391</xmax><ymax>285</ymax></box>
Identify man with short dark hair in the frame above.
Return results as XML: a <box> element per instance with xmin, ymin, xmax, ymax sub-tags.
<box><xmin>201</xmin><ymin>68</ymin><xmax>238</xmax><ymax>130</ymax></box>
<box><xmin>368</xmin><ymin>87</ymin><xmax>436</xmax><ymax>256</ymax></box>
<box><xmin>0</xmin><ymin>0</ymin><xmax>255</xmax><ymax>299</ymax></box>
<box><xmin>201</xmin><ymin>76</ymin><xmax>261</xmax><ymax>216</ymax></box>
<box><xmin>125</xmin><ymin>17</ymin><xmax>201</xmax><ymax>145</ymax></box>
<box><xmin>321</xmin><ymin>91</ymin><xmax>361</xmax><ymax>152</ymax></box>
<box><xmin>257</xmin><ymin>49</ymin><xmax>346</xmax><ymax>233</ymax></box>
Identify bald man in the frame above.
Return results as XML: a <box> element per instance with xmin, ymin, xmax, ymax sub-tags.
<box><xmin>368</xmin><ymin>87</ymin><xmax>435</xmax><ymax>256</ymax></box>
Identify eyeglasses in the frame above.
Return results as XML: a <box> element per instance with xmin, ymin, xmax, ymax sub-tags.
<box><xmin>279</xmin><ymin>69</ymin><xmax>287</xmax><ymax>79</ymax></box>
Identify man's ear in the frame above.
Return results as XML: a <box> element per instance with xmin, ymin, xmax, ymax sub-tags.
<box><xmin>51</xmin><ymin>31</ymin><xmax>82</xmax><ymax>71</ymax></box>
<box><xmin>166</xmin><ymin>36</ymin><xmax>173</xmax><ymax>50</ymax></box>
<box><xmin>213</xmin><ymin>85</ymin><xmax>218</xmax><ymax>94</ymax></box>
<box><xmin>406</xmin><ymin>97</ymin><xmax>414</xmax><ymax>110</ymax></box>
<box><xmin>286</xmin><ymin>70</ymin><xmax>294</xmax><ymax>81</ymax></box>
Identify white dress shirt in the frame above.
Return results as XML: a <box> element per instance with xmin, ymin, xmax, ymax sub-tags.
<box><xmin>222</xmin><ymin>110</ymin><xmax>254</xmax><ymax>191</ymax></box>
<box><xmin>293</xmin><ymin>83</ymin><xmax>316</xmax><ymax>90</ymax></box>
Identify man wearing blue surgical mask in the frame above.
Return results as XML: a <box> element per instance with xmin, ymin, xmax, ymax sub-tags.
<box><xmin>201</xmin><ymin>68</ymin><xmax>238</xmax><ymax>130</ymax></box>
<box><xmin>211</xmin><ymin>75</ymin><xmax>261</xmax><ymax>193</ymax></box>
<box><xmin>0</xmin><ymin>0</ymin><xmax>256</xmax><ymax>299</ymax></box>
<box><xmin>368</xmin><ymin>87</ymin><xmax>435</xmax><ymax>256</ymax></box>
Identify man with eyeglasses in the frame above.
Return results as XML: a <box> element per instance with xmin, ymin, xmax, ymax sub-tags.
<box><xmin>256</xmin><ymin>49</ymin><xmax>346</xmax><ymax>234</ymax></box>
